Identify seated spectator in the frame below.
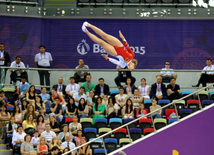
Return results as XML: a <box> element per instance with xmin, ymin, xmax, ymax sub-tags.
<box><xmin>30</xmin><ymin>131</ymin><xmax>39</xmax><ymax>148</ymax></box>
<box><xmin>58</xmin><ymin>124</ymin><xmax>74</xmax><ymax>143</ymax></box>
<box><xmin>150</xmin><ymin>98</ymin><xmax>162</xmax><ymax>119</ymax></box>
<box><xmin>64</xmin><ymin>98</ymin><xmax>77</xmax><ymax>118</ymax></box>
<box><xmin>39</xmin><ymin>107</ymin><xmax>50</xmax><ymax>123</ymax></box>
<box><xmin>87</xmin><ymin>90</ymin><xmax>95</xmax><ymax>111</ymax></box>
<box><xmin>131</xmin><ymin>89</ymin><xmax>143</xmax><ymax>109</ymax></box>
<box><xmin>26</xmin><ymin>85</ymin><xmax>36</xmax><ymax>104</ymax></box>
<box><xmin>50</xmin><ymin>115</ymin><xmax>61</xmax><ymax>133</ymax></box>
<box><xmin>0</xmin><ymin>90</ymin><xmax>10</xmax><ymax>106</ymax></box>
<box><xmin>74</xmin><ymin>59</ymin><xmax>89</xmax><ymax>84</ymax></box>
<box><xmin>0</xmin><ymin>104</ymin><xmax>10</xmax><ymax>138</ymax></box>
<box><xmin>36</xmin><ymin>115</ymin><xmax>45</xmax><ymax>135</ymax></box>
<box><xmin>167</xmin><ymin>78</ymin><xmax>181</xmax><ymax>100</ymax></box>
<box><xmin>150</xmin><ymin>76</ymin><xmax>167</xmax><ymax>100</ymax></box>
<box><xmin>65</xmin><ymin>77</ymin><xmax>80</xmax><ymax>99</ymax></box>
<box><xmin>21</xmin><ymin>134</ymin><xmax>34</xmax><ymax>155</ymax></box>
<box><xmin>81</xmin><ymin>74</ymin><xmax>95</xmax><ymax>96</ymax></box>
<box><xmin>78</xmin><ymin>98</ymin><xmax>89</xmax><ymax>119</ymax></box>
<box><xmin>123</xmin><ymin>99</ymin><xmax>134</xmax><ymax>119</ymax></box>
<box><xmin>137</xmin><ymin>103</ymin><xmax>148</xmax><ymax>118</ymax></box>
<box><xmin>92</xmin><ymin>97</ymin><xmax>105</xmax><ymax>125</ymax></box>
<box><xmin>10</xmin><ymin>56</ymin><xmax>28</xmax><ymax>85</ymax></box>
<box><xmin>79</xmin><ymin>138</ymin><xmax>90</xmax><ymax>155</ymax></box>
<box><xmin>73</xmin><ymin>87</ymin><xmax>87</xmax><ymax>107</ymax></box>
<box><xmin>50</xmin><ymin>97</ymin><xmax>63</xmax><ymax>122</ymax></box>
<box><xmin>68</xmin><ymin>115</ymin><xmax>82</xmax><ymax>136</ymax></box>
<box><xmin>114</xmin><ymin>87</ymin><xmax>128</xmax><ymax>111</ymax></box>
<box><xmin>52</xmin><ymin>77</ymin><xmax>66</xmax><ymax>98</ymax></box>
<box><xmin>12</xmin><ymin>125</ymin><xmax>26</xmax><ymax>154</ymax></box>
<box><xmin>49</xmin><ymin>136</ymin><xmax>63</xmax><ymax>152</ymax></box>
<box><xmin>16</xmin><ymin>76</ymin><xmax>30</xmax><ymax>98</ymax></box>
<box><xmin>138</xmin><ymin>78</ymin><xmax>150</xmax><ymax>100</ymax></box>
<box><xmin>34</xmin><ymin>95</ymin><xmax>46</xmax><ymax>115</ymax></box>
<box><xmin>21</xmin><ymin>99</ymin><xmax>28</xmax><ymax>117</ymax></box>
<box><xmin>12</xmin><ymin>105</ymin><xmax>22</xmax><ymax>124</ymax></box>
<box><xmin>63</xmin><ymin>147</ymin><xmax>71</xmax><ymax>155</ymax></box>
<box><xmin>106</xmin><ymin>97</ymin><xmax>117</xmax><ymax>120</ymax></box>
<box><xmin>41</xmin><ymin>123</ymin><xmax>56</xmax><ymax>144</ymax></box>
<box><xmin>156</xmin><ymin>61</ymin><xmax>177</xmax><ymax>81</ymax></box>
<box><xmin>40</xmin><ymin>87</ymin><xmax>52</xmax><ymax>108</ymax></box>
<box><xmin>94</xmin><ymin>78</ymin><xmax>110</xmax><ymax>98</ymax></box>
<box><xmin>49</xmin><ymin>146</ymin><xmax>62</xmax><ymax>155</ymax></box>
<box><xmin>74</xmin><ymin>130</ymin><xmax>86</xmax><ymax>146</ymax></box>
<box><xmin>114</xmin><ymin>66</ymin><xmax>136</xmax><ymax>87</ymax></box>
<box><xmin>6</xmin><ymin>116</ymin><xmax>18</xmax><ymax>148</ymax></box>
<box><xmin>22</xmin><ymin>114</ymin><xmax>36</xmax><ymax>131</ymax></box>
<box><xmin>61</xmin><ymin>135</ymin><xmax>76</xmax><ymax>155</ymax></box>
<box><xmin>10</xmin><ymin>92</ymin><xmax>20</xmax><ymax>106</ymax></box>
<box><xmin>101</xmin><ymin>95</ymin><xmax>108</xmax><ymax>109</ymax></box>
<box><xmin>123</xmin><ymin>77</ymin><xmax>135</xmax><ymax>98</ymax></box>
<box><xmin>23</xmin><ymin>104</ymin><xmax>37</xmax><ymax>120</ymax></box>
<box><xmin>37</xmin><ymin>136</ymin><xmax>48</xmax><ymax>155</ymax></box>
<box><xmin>51</xmin><ymin>89</ymin><xmax>66</xmax><ymax>111</ymax></box>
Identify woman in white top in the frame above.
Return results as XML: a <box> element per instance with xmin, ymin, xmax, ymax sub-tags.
<box><xmin>138</xmin><ymin>78</ymin><xmax>150</xmax><ymax>100</ymax></box>
<box><xmin>69</xmin><ymin>115</ymin><xmax>82</xmax><ymax>136</ymax></box>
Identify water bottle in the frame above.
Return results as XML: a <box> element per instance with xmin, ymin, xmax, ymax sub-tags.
<box><xmin>27</xmin><ymin>64</ymin><xmax>29</xmax><ymax>71</ymax></box>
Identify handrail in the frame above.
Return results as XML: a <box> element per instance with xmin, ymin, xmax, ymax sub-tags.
<box><xmin>62</xmin><ymin>83</ymin><xmax>214</xmax><ymax>155</ymax></box>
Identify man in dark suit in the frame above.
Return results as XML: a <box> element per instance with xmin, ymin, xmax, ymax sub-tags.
<box><xmin>150</xmin><ymin>76</ymin><xmax>167</xmax><ymax>100</ymax></box>
<box><xmin>95</xmin><ymin>78</ymin><xmax>110</xmax><ymax>98</ymax></box>
<box><xmin>0</xmin><ymin>43</ymin><xmax>11</xmax><ymax>84</ymax></box>
<box><xmin>52</xmin><ymin>77</ymin><xmax>66</xmax><ymax>98</ymax></box>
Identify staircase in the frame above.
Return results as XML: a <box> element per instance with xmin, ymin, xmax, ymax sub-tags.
<box><xmin>0</xmin><ymin>140</ymin><xmax>12</xmax><ymax>155</ymax></box>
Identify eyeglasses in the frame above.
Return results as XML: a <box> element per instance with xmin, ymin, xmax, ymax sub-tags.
<box><xmin>165</xmin><ymin>64</ymin><xmax>170</xmax><ymax>65</ymax></box>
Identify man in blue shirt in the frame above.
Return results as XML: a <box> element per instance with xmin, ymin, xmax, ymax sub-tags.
<box><xmin>49</xmin><ymin>97</ymin><xmax>63</xmax><ymax>122</ymax></box>
<box><xmin>16</xmin><ymin>76</ymin><xmax>30</xmax><ymax>98</ymax></box>
<box><xmin>39</xmin><ymin>87</ymin><xmax>52</xmax><ymax>108</ymax></box>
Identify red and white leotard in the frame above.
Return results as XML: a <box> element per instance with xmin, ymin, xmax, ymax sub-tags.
<box><xmin>107</xmin><ymin>39</ymin><xmax>135</xmax><ymax>68</ymax></box>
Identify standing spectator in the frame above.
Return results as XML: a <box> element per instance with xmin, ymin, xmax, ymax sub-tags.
<box><xmin>81</xmin><ymin>74</ymin><xmax>95</xmax><ymax>95</ymax></box>
<box><xmin>114</xmin><ymin>87</ymin><xmax>128</xmax><ymax>111</ymax></box>
<box><xmin>156</xmin><ymin>61</ymin><xmax>177</xmax><ymax>81</ymax></box>
<box><xmin>41</xmin><ymin>123</ymin><xmax>56</xmax><ymax>144</ymax></box>
<box><xmin>37</xmin><ymin>136</ymin><xmax>48</xmax><ymax>155</ymax></box>
<box><xmin>40</xmin><ymin>87</ymin><xmax>52</xmax><ymax>108</ymax></box>
<box><xmin>150</xmin><ymin>98</ymin><xmax>162</xmax><ymax>119</ymax></box>
<box><xmin>150</xmin><ymin>76</ymin><xmax>167</xmax><ymax>100</ymax></box>
<box><xmin>114</xmin><ymin>66</ymin><xmax>136</xmax><ymax>88</ymax></box>
<box><xmin>64</xmin><ymin>98</ymin><xmax>77</xmax><ymax>118</ymax></box>
<box><xmin>94</xmin><ymin>78</ymin><xmax>110</xmax><ymax>98</ymax></box>
<box><xmin>122</xmin><ymin>99</ymin><xmax>134</xmax><ymax>119</ymax></box>
<box><xmin>17</xmin><ymin>76</ymin><xmax>30</xmax><ymax>98</ymax></box>
<box><xmin>92</xmin><ymin>97</ymin><xmax>105</xmax><ymax>125</ymax></box>
<box><xmin>66</xmin><ymin>77</ymin><xmax>80</xmax><ymax>98</ymax></box>
<box><xmin>50</xmin><ymin>97</ymin><xmax>63</xmax><ymax>122</ymax></box>
<box><xmin>35</xmin><ymin>45</ymin><xmax>53</xmax><ymax>90</ymax></box>
<box><xmin>123</xmin><ymin>77</ymin><xmax>135</xmax><ymax>98</ymax></box>
<box><xmin>61</xmin><ymin>135</ymin><xmax>76</xmax><ymax>155</ymax></box>
<box><xmin>138</xmin><ymin>78</ymin><xmax>150</xmax><ymax>100</ymax></box>
<box><xmin>74</xmin><ymin>59</ymin><xmax>89</xmax><ymax>83</ymax></box>
<box><xmin>167</xmin><ymin>78</ymin><xmax>181</xmax><ymax>100</ymax></box>
<box><xmin>77</xmin><ymin>98</ymin><xmax>89</xmax><ymax>119</ymax></box>
<box><xmin>21</xmin><ymin>135</ymin><xmax>34</xmax><ymax>155</ymax></box>
<box><xmin>26</xmin><ymin>85</ymin><xmax>36</xmax><ymax>104</ymax></box>
<box><xmin>52</xmin><ymin>77</ymin><xmax>66</xmax><ymax>97</ymax></box>
<box><xmin>73</xmin><ymin>87</ymin><xmax>87</xmax><ymax>107</ymax></box>
<box><xmin>10</xmin><ymin>56</ymin><xmax>28</xmax><ymax>85</ymax></box>
<box><xmin>58</xmin><ymin>124</ymin><xmax>74</xmax><ymax>142</ymax></box>
<box><xmin>12</xmin><ymin>125</ymin><xmax>26</xmax><ymax>154</ymax></box>
<box><xmin>0</xmin><ymin>43</ymin><xmax>11</xmax><ymax>84</ymax></box>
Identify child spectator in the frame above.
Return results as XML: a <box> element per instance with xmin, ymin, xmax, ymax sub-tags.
<box><xmin>74</xmin><ymin>130</ymin><xmax>86</xmax><ymax>146</ymax></box>
<box><xmin>31</xmin><ymin>130</ymin><xmax>40</xmax><ymax>148</ymax></box>
<box><xmin>6</xmin><ymin>116</ymin><xmax>18</xmax><ymax>148</ymax></box>
<box><xmin>137</xmin><ymin>103</ymin><xmax>148</xmax><ymax>118</ymax></box>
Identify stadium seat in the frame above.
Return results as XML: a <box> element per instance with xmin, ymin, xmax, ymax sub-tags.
<box><xmin>109</xmin><ymin>118</ymin><xmax>122</xmax><ymax>130</ymax></box>
<box><xmin>98</xmin><ymin>128</ymin><xmax>112</xmax><ymax>139</ymax></box>
<box><xmin>181</xmin><ymin>90</ymin><xmax>194</xmax><ymax>103</ymax></box>
<box><xmin>162</xmin><ymin>0</ymin><xmax>173</xmax><ymax>3</ymax></box>
<box><xmin>201</xmin><ymin>100</ymin><xmax>214</xmax><ymax>108</ymax></box>
<box><xmin>6</xmin><ymin>106</ymin><xmax>14</xmax><ymax>111</ymax></box>
<box><xmin>65</xmin><ymin>118</ymin><xmax>73</xmax><ymax>124</ymax></box>
<box><xmin>153</xmin><ymin>118</ymin><xmax>167</xmax><ymax>130</ymax></box>
<box><xmin>129</xmin><ymin>128</ymin><xmax>142</xmax><ymax>141</ymax></box>
<box><xmin>172</xmin><ymin>99</ymin><xmax>185</xmax><ymax>114</ymax></box>
<box><xmin>187</xmin><ymin>99</ymin><xmax>200</xmax><ymax>112</ymax></box>
<box><xmin>94</xmin><ymin>118</ymin><xmax>108</xmax><ymax>130</ymax></box>
<box><xmin>128</xmin><ymin>0</ymin><xmax>140</xmax><ymax>3</ymax></box>
<box><xmin>143</xmin><ymin>99</ymin><xmax>152</xmax><ymax>112</ymax></box>
<box><xmin>110</xmin><ymin>90</ymin><xmax>119</xmax><ymax>95</ymax></box>
<box><xmin>35</xmin><ymin>89</ymin><xmax>41</xmax><ymax>94</ymax></box>
<box><xmin>158</xmin><ymin>99</ymin><xmax>171</xmax><ymax>115</ymax></box>
<box><xmin>84</xmin><ymin>128</ymin><xmax>97</xmax><ymax>141</ymax></box>
<box><xmin>180</xmin><ymin>109</ymin><xmax>193</xmax><ymax>118</ymax></box>
<box><xmin>165</xmin><ymin>109</ymin><xmax>178</xmax><ymax>120</ymax></box>
<box><xmin>80</xmin><ymin>118</ymin><xmax>93</xmax><ymax>130</ymax></box>
<box><xmin>94</xmin><ymin>148</ymin><xmax>107</xmax><ymax>155</ymax></box>
<box><xmin>139</xmin><ymin>118</ymin><xmax>152</xmax><ymax>133</ymax></box>
<box><xmin>3</xmin><ymin>87</ymin><xmax>15</xmax><ymax>99</ymax></box>
<box><xmin>168</xmin><ymin>118</ymin><xmax>178</xmax><ymax>124</ymax></box>
<box><xmin>89</xmin><ymin>138</ymin><xmax>102</xmax><ymax>155</ymax></box>
<box><xmin>178</xmin><ymin>0</ymin><xmax>191</xmax><ymax>3</ymax></box>
<box><xmin>145</xmin><ymin>0</ymin><xmax>157</xmax><ymax>3</ymax></box>
<box><xmin>143</xmin><ymin>128</ymin><xmax>155</xmax><ymax>136</ymax></box>
<box><xmin>124</xmin><ymin>118</ymin><xmax>136</xmax><ymax>129</ymax></box>
<box><xmin>195</xmin><ymin>91</ymin><xmax>209</xmax><ymax>102</ymax></box>
<box><xmin>119</xmin><ymin>138</ymin><xmax>132</xmax><ymax>147</ymax></box>
<box><xmin>113</xmin><ymin>128</ymin><xmax>127</xmax><ymax>141</ymax></box>
<box><xmin>210</xmin><ymin>91</ymin><xmax>214</xmax><ymax>100</ymax></box>
<box><xmin>104</xmin><ymin>138</ymin><xmax>118</xmax><ymax>153</ymax></box>
<box><xmin>46</xmin><ymin>108</ymin><xmax>50</xmax><ymax>113</ymax></box>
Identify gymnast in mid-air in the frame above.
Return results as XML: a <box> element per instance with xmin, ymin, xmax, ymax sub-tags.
<box><xmin>82</xmin><ymin>21</ymin><xmax>137</xmax><ymax>71</ymax></box>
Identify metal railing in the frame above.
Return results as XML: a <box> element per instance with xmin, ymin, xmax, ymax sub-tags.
<box><xmin>62</xmin><ymin>83</ymin><xmax>214</xmax><ymax>155</ymax></box>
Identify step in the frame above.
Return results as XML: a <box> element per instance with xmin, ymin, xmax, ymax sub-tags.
<box><xmin>0</xmin><ymin>140</ymin><xmax>4</xmax><ymax>144</ymax></box>
<box><xmin>0</xmin><ymin>149</ymin><xmax>12</xmax><ymax>155</ymax></box>
<box><xmin>0</xmin><ymin>144</ymin><xmax>6</xmax><ymax>149</ymax></box>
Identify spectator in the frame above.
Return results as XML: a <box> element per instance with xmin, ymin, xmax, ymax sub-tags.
<box><xmin>39</xmin><ymin>107</ymin><xmax>50</xmax><ymax>123</ymax></box>
<box><xmin>63</xmin><ymin>147</ymin><xmax>71</xmax><ymax>155</ymax></box>
<box><xmin>81</xmin><ymin>74</ymin><xmax>95</xmax><ymax>95</ymax></box>
<box><xmin>74</xmin><ymin>130</ymin><xmax>85</xmax><ymax>146</ymax></box>
<box><xmin>101</xmin><ymin>95</ymin><xmax>108</xmax><ymax>110</ymax></box>
<box><xmin>192</xmin><ymin>58</ymin><xmax>214</xmax><ymax>87</ymax></box>
<box><xmin>94</xmin><ymin>78</ymin><xmax>110</xmax><ymax>98</ymax></box>
<box><xmin>17</xmin><ymin>76</ymin><xmax>30</xmax><ymax>98</ymax></box>
<box><xmin>37</xmin><ymin>136</ymin><xmax>48</xmax><ymax>155</ymax></box>
<box><xmin>6</xmin><ymin>116</ymin><xmax>18</xmax><ymax>149</ymax></box>
<box><xmin>0</xmin><ymin>43</ymin><xmax>11</xmax><ymax>84</ymax></box>
<box><xmin>35</xmin><ymin>45</ymin><xmax>53</xmax><ymax>90</ymax></box>
<box><xmin>130</xmin><ymin>89</ymin><xmax>143</xmax><ymax>109</ymax></box>
<box><xmin>167</xmin><ymin>78</ymin><xmax>181</xmax><ymax>100</ymax></box>
<box><xmin>26</xmin><ymin>85</ymin><xmax>36</xmax><ymax>104</ymax></box>
<box><xmin>123</xmin><ymin>99</ymin><xmax>134</xmax><ymax>119</ymax></box>
<box><xmin>79</xmin><ymin>138</ymin><xmax>90</xmax><ymax>155</ymax></box>
<box><xmin>123</xmin><ymin>77</ymin><xmax>135</xmax><ymax>98</ymax></box>
<box><xmin>78</xmin><ymin>98</ymin><xmax>89</xmax><ymax>119</ymax></box>
<box><xmin>114</xmin><ymin>65</ymin><xmax>136</xmax><ymax>88</ymax></box>
<box><xmin>68</xmin><ymin>115</ymin><xmax>82</xmax><ymax>136</ymax></box>
<box><xmin>74</xmin><ymin>59</ymin><xmax>89</xmax><ymax>83</ymax></box>
<box><xmin>49</xmin><ymin>146</ymin><xmax>62</xmax><ymax>155</ymax></box>
<box><xmin>61</xmin><ymin>135</ymin><xmax>76</xmax><ymax>155</ymax></box>
<box><xmin>22</xmin><ymin>114</ymin><xmax>36</xmax><ymax>131</ymax></box>
<box><xmin>52</xmin><ymin>77</ymin><xmax>66</xmax><ymax>97</ymax></box>
<box><xmin>92</xmin><ymin>97</ymin><xmax>105</xmax><ymax>124</ymax></box>
<box><xmin>137</xmin><ymin>103</ymin><xmax>148</xmax><ymax>118</ymax></box>
<box><xmin>12</xmin><ymin>105</ymin><xmax>22</xmax><ymax>124</ymax></box>
<box><xmin>64</xmin><ymin>98</ymin><xmax>77</xmax><ymax>118</ymax></box>
<box><xmin>73</xmin><ymin>87</ymin><xmax>87</xmax><ymax>107</ymax></box>
<box><xmin>50</xmin><ymin>97</ymin><xmax>63</xmax><ymax>122</ymax></box>
<box><xmin>58</xmin><ymin>124</ymin><xmax>74</xmax><ymax>143</ymax></box>
<box><xmin>36</xmin><ymin>115</ymin><xmax>45</xmax><ymax>135</ymax></box>
<box><xmin>0</xmin><ymin>104</ymin><xmax>10</xmax><ymax>138</ymax></box>
<box><xmin>41</xmin><ymin>123</ymin><xmax>56</xmax><ymax>144</ymax></box>
<box><xmin>65</xmin><ymin>77</ymin><xmax>80</xmax><ymax>98</ymax></box>
<box><xmin>34</xmin><ymin>95</ymin><xmax>46</xmax><ymax>114</ymax></box>
<box><xmin>106</xmin><ymin>97</ymin><xmax>117</xmax><ymax>120</ymax></box>
<box><xmin>87</xmin><ymin>90</ymin><xmax>95</xmax><ymax>111</ymax></box>
<box><xmin>23</xmin><ymin>104</ymin><xmax>37</xmax><ymax>120</ymax></box>
<box><xmin>31</xmin><ymin>131</ymin><xmax>39</xmax><ymax>148</ymax></box>
<box><xmin>10</xmin><ymin>92</ymin><xmax>19</xmax><ymax>106</ymax></box>
<box><xmin>21</xmin><ymin>134</ymin><xmax>34</xmax><ymax>155</ymax></box>
<box><xmin>21</xmin><ymin>99</ymin><xmax>28</xmax><ymax>117</ymax></box>
<box><xmin>49</xmin><ymin>136</ymin><xmax>63</xmax><ymax>152</ymax></box>
<box><xmin>10</xmin><ymin>56</ymin><xmax>28</xmax><ymax>85</ymax></box>
<box><xmin>138</xmin><ymin>78</ymin><xmax>150</xmax><ymax>100</ymax></box>
<box><xmin>115</xmin><ymin>87</ymin><xmax>128</xmax><ymax>111</ymax></box>
<box><xmin>150</xmin><ymin>76</ymin><xmax>167</xmax><ymax>100</ymax></box>
<box><xmin>40</xmin><ymin>87</ymin><xmax>52</xmax><ymax>108</ymax></box>
<box><xmin>12</xmin><ymin>125</ymin><xmax>26</xmax><ymax>154</ymax></box>
<box><xmin>156</xmin><ymin>61</ymin><xmax>177</xmax><ymax>81</ymax></box>
<box><xmin>51</xmin><ymin>89</ymin><xmax>66</xmax><ymax>111</ymax></box>
<box><xmin>150</xmin><ymin>98</ymin><xmax>162</xmax><ymax>119</ymax></box>
<box><xmin>50</xmin><ymin>115</ymin><xmax>60</xmax><ymax>133</ymax></box>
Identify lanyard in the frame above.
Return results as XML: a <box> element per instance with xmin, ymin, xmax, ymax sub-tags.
<box><xmin>16</xmin><ymin>63</ymin><xmax>20</xmax><ymax>68</ymax></box>
<box><xmin>86</xmin><ymin>83</ymin><xmax>91</xmax><ymax>91</ymax></box>
<box><xmin>141</xmin><ymin>85</ymin><xmax>146</xmax><ymax>95</ymax></box>
<box><xmin>70</xmin><ymin>84</ymin><xmax>76</xmax><ymax>91</ymax></box>
<box><xmin>21</xmin><ymin>82</ymin><xmax>26</xmax><ymax>92</ymax></box>
<box><xmin>40</xmin><ymin>53</ymin><xmax>46</xmax><ymax>59</ymax></box>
